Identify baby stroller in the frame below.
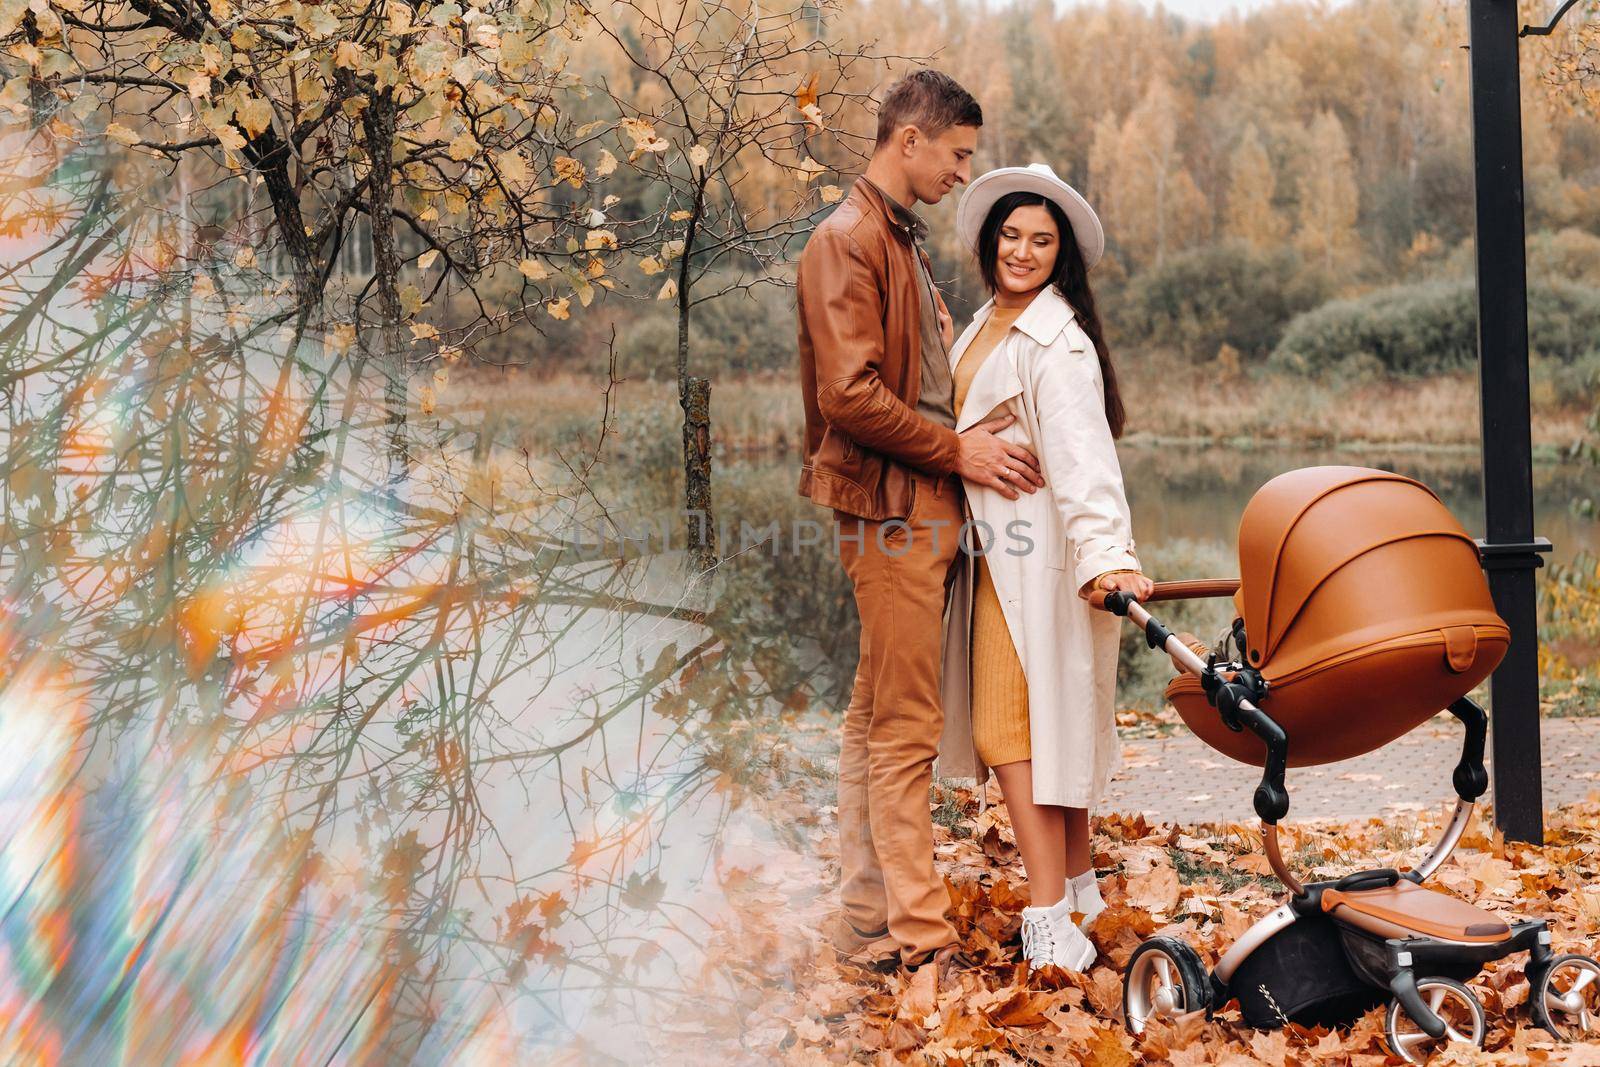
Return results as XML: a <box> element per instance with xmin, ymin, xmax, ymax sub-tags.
<box><xmin>1094</xmin><ymin>466</ymin><xmax>1599</xmax><ymax>1062</ymax></box>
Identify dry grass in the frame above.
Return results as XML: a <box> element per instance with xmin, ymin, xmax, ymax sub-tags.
<box><xmin>452</xmin><ymin>365</ymin><xmax>802</xmax><ymax>455</ymax></box>
<box><xmin>1120</xmin><ymin>356</ymin><xmax>1590</xmax><ymax>451</ymax></box>
<box><xmin>453</xmin><ymin>361</ymin><xmax>1591</xmax><ymax>456</ymax></box>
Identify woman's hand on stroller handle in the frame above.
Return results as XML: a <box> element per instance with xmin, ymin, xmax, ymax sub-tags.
<box><xmin>1087</xmin><ymin>578</ymin><xmax>1241</xmax><ymax>613</ymax></box>
<box><xmin>1081</xmin><ymin>568</ymin><xmax>1154</xmax><ymax>601</ymax></box>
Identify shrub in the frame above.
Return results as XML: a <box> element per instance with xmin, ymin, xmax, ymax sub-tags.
<box><xmin>1434</xmin><ymin>228</ymin><xmax>1600</xmax><ymax>287</ymax></box>
<box><xmin>615</xmin><ymin>281</ymin><xmax>799</xmax><ymax>380</ymax></box>
<box><xmin>1531</xmin><ymin>228</ymin><xmax>1600</xmax><ymax>288</ymax></box>
<box><xmin>1532</xmin><ymin>350</ymin><xmax>1600</xmax><ymax>410</ymax></box>
<box><xmin>1528</xmin><ymin>283</ymin><xmax>1600</xmax><ymax>363</ymax></box>
<box><xmin>1269</xmin><ymin>280</ymin><xmax>1600</xmax><ymax>377</ymax></box>
<box><xmin>1119</xmin><ymin>241</ymin><xmax>1327</xmax><ymax>361</ymax></box>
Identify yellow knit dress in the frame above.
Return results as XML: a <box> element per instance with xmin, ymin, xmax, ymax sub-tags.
<box><xmin>953</xmin><ymin>305</ymin><xmax>1033</xmax><ymax>768</ymax></box>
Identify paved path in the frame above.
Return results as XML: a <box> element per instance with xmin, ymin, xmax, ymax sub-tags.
<box><xmin>1106</xmin><ymin>716</ymin><xmax>1600</xmax><ymax>824</ymax></box>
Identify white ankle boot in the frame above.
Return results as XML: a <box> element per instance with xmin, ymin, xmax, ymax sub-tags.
<box><xmin>1020</xmin><ymin>891</ymin><xmax>1097</xmax><ymax>973</ymax></box>
<box><xmin>1071</xmin><ymin>869</ymin><xmax>1106</xmax><ymax>929</ymax></box>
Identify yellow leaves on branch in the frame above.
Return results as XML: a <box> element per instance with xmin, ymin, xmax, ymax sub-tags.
<box><xmin>195</xmin><ymin>103</ymin><xmax>247</xmax><ymax>151</ymax></box>
<box><xmin>571</xmin><ymin>275</ymin><xmax>595</xmax><ymax>308</ymax></box>
<box><xmin>687</xmin><ymin>144</ymin><xmax>709</xmax><ymax>169</ymax></box>
<box><xmin>0</xmin><ymin>78</ymin><xmax>30</xmax><ymax>117</ymax></box>
<box><xmin>408</xmin><ymin>321</ymin><xmax>439</xmax><ymax>341</ymax></box>
<box><xmin>334</xmin><ymin>40</ymin><xmax>364</xmax><ymax>70</ymax></box>
<box><xmin>641</xmin><ymin>241</ymin><xmax>685</xmax><ymax>292</ymax></box>
<box><xmin>618</xmin><ymin>117</ymin><xmax>670</xmax><ymax>162</ymax></box>
<box><xmin>795</xmin><ymin>156</ymin><xmax>826</xmax><ymax>183</ymax></box>
<box><xmin>795</xmin><ymin>71</ymin><xmax>819</xmax><ymax>111</ymax></box>
<box><xmin>795</xmin><ymin>73</ymin><xmax>825</xmax><ymax>131</ymax></box>
<box><xmin>447</xmin><ymin>132</ymin><xmax>479</xmax><ymax>161</ymax></box>
<box><xmin>617</xmin><ymin>117</ymin><xmax>652</xmax><ymax>146</ymax></box>
<box><xmin>497</xmin><ymin>29</ymin><xmax>534</xmax><ymax>73</ymax></box>
<box><xmin>329</xmin><ymin>323</ymin><xmax>357</xmax><ymax>353</ymax></box>
<box><xmin>234</xmin><ymin>96</ymin><xmax>273</xmax><ymax>137</ymax></box>
<box><xmin>820</xmin><ymin>185</ymin><xmax>842</xmax><ymax>203</ymax></box>
<box><xmin>105</xmin><ymin>123</ymin><xmax>141</xmax><ymax>146</ymax></box>
<box><xmin>552</xmin><ymin>156</ymin><xmax>585</xmax><ymax>188</ymax></box>
<box><xmin>518</xmin><ymin>258</ymin><xmax>549</xmax><ymax>281</ymax></box>
<box><xmin>424</xmin><ymin>0</ymin><xmax>461</xmax><ymax>28</ymax></box>
<box><xmin>595</xmin><ymin>149</ymin><xmax>617</xmax><ymax>177</ymax></box>
<box><xmin>583</xmin><ymin>230</ymin><xmax>616</xmax><ymax>251</ymax></box>
<box><xmin>546</xmin><ymin>297</ymin><xmax>570</xmax><ymax>320</ymax></box>
<box><xmin>197</xmin><ymin>41</ymin><xmax>223</xmax><ymax>76</ymax></box>
<box><xmin>292</xmin><ymin>1</ymin><xmax>340</xmax><ymax>39</ymax></box>
<box><xmin>399</xmin><ymin>283</ymin><xmax>423</xmax><ymax>317</ymax></box>
<box><xmin>495</xmin><ymin>150</ymin><xmax>532</xmax><ymax>187</ymax></box>
<box><xmin>0</xmin><ymin>0</ymin><xmax>25</xmax><ymax>35</ymax></box>
<box><xmin>386</xmin><ymin>0</ymin><xmax>416</xmax><ymax>34</ymax></box>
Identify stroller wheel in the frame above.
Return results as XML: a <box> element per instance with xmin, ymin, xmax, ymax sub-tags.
<box><xmin>1530</xmin><ymin>953</ymin><xmax>1600</xmax><ymax>1041</ymax></box>
<box><xmin>1384</xmin><ymin>977</ymin><xmax>1486</xmax><ymax>1064</ymax></box>
<box><xmin>1122</xmin><ymin>937</ymin><xmax>1210</xmax><ymax>1035</ymax></box>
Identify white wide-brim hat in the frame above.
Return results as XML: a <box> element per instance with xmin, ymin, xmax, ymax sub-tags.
<box><xmin>955</xmin><ymin>163</ymin><xmax>1105</xmax><ymax>270</ymax></box>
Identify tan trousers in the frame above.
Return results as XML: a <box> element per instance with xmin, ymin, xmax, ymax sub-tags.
<box><xmin>834</xmin><ymin>471</ymin><xmax>964</xmax><ymax>965</ymax></box>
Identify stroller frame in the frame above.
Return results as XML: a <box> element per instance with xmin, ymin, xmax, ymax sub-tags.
<box><xmin>1099</xmin><ymin>586</ymin><xmax>1590</xmax><ymax>1060</ymax></box>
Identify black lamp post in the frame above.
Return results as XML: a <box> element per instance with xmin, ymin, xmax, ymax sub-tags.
<box><xmin>1464</xmin><ymin>0</ymin><xmax>1583</xmax><ymax>844</ymax></box>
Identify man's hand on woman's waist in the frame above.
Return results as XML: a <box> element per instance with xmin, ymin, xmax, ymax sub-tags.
<box><xmin>955</xmin><ymin>414</ymin><xmax>1044</xmax><ymax>499</ymax></box>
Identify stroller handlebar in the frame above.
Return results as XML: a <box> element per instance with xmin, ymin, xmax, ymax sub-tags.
<box><xmin>1087</xmin><ymin>578</ymin><xmax>1240</xmax><ymax>612</ymax></box>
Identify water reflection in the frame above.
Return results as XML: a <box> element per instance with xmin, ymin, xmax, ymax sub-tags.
<box><xmin>1118</xmin><ymin>445</ymin><xmax>1598</xmax><ymax>568</ymax></box>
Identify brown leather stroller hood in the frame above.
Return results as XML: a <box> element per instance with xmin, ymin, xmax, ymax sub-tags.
<box><xmin>1168</xmin><ymin>466</ymin><xmax>1509</xmax><ymax>767</ymax></box>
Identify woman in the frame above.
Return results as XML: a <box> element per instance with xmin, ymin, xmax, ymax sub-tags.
<box><xmin>938</xmin><ymin>163</ymin><xmax>1153</xmax><ymax>973</ymax></box>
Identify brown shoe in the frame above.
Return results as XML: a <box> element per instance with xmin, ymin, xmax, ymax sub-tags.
<box><xmin>830</xmin><ymin>916</ymin><xmax>898</xmax><ymax>971</ymax></box>
<box><xmin>903</xmin><ymin>941</ymin><xmax>978</xmax><ymax>984</ymax></box>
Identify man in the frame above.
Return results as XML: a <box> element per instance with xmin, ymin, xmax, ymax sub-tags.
<box><xmin>795</xmin><ymin>69</ymin><xmax>1045</xmax><ymax>974</ymax></box>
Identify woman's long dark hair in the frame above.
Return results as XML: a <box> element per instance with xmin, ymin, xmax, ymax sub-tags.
<box><xmin>975</xmin><ymin>191</ymin><xmax>1126</xmax><ymax>438</ymax></box>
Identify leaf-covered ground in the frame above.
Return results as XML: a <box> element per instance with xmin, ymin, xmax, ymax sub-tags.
<box><xmin>694</xmin><ymin>780</ymin><xmax>1600</xmax><ymax>1064</ymax></box>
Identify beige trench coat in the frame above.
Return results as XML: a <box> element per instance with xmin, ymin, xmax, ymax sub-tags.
<box><xmin>937</xmin><ymin>285</ymin><xmax>1139</xmax><ymax>808</ymax></box>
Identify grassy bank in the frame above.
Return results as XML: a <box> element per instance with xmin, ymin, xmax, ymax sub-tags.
<box><xmin>458</xmin><ymin>359</ymin><xmax>1593</xmax><ymax>457</ymax></box>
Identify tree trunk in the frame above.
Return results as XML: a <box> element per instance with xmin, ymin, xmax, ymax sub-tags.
<box><xmin>361</xmin><ymin>88</ymin><xmax>409</xmax><ymax>491</ymax></box>
<box><xmin>677</xmin><ymin>187</ymin><xmax>716</xmax><ymax>579</ymax></box>
<box><xmin>680</xmin><ymin>375</ymin><xmax>714</xmax><ymax>575</ymax></box>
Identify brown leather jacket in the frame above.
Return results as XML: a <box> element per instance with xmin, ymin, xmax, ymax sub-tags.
<box><xmin>796</xmin><ymin>178</ymin><xmax>962</xmax><ymax>520</ymax></box>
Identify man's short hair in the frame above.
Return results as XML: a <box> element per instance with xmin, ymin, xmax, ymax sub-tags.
<box><xmin>874</xmin><ymin>69</ymin><xmax>983</xmax><ymax>149</ymax></box>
